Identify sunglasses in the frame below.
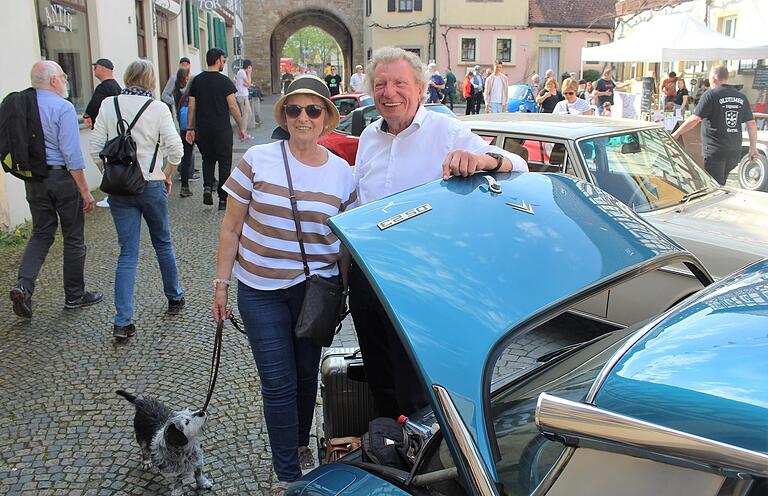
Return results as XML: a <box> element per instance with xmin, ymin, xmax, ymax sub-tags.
<box><xmin>284</xmin><ymin>104</ymin><xmax>324</xmax><ymax>119</ymax></box>
<box><xmin>564</xmin><ymin>91</ymin><xmax>575</xmax><ymax>95</ymax></box>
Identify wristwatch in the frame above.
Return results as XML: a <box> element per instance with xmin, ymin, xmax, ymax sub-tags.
<box><xmin>486</xmin><ymin>153</ymin><xmax>504</xmax><ymax>172</ymax></box>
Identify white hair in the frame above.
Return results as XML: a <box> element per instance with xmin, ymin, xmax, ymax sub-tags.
<box><xmin>364</xmin><ymin>47</ymin><xmax>426</xmax><ymax>94</ymax></box>
<box><xmin>30</xmin><ymin>61</ymin><xmax>60</xmax><ymax>89</ymax></box>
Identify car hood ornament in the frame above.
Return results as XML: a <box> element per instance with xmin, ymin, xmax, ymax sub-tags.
<box><xmin>507</xmin><ymin>199</ymin><xmax>535</xmax><ymax>215</ymax></box>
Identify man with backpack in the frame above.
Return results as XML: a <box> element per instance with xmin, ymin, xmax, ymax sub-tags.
<box><xmin>2</xmin><ymin>61</ymin><xmax>102</xmax><ymax>318</ymax></box>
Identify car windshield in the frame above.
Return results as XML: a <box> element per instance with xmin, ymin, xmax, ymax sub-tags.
<box><xmin>360</xmin><ymin>95</ymin><xmax>374</xmax><ymax>106</ymax></box>
<box><xmin>509</xmin><ymin>86</ymin><xmax>528</xmax><ymax>100</ymax></box>
<box><xmin>426</xmin><ymin>104</ymin><xmax>456</xmax><ymax>116</ymax></box>
<box><xmin>577</xmin><ymin>128</ymin><xmax>719</xmax><ymax>213</ymax></box>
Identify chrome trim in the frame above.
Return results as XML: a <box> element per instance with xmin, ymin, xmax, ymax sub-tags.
<box><xmin>535</xmin><ymin>393</ymin><xmax>768</xmax><ymax>478</ymax></box>
<box><xmin>658</xmin><ymin>265</ymin><xmax>697</xmax><ymax>278</ymax></box>
<box><xmin>566</xmin><ymin>309</ymin><xmax>625</xmax><ymax>329</ymax></box>
<box><xmin>530</xmin><ymin>447</ymin><xmax>576</xmax><ymax>496</ymax></box>
<box><xmin>433</xmin><ymin>385</ymin><xmax>498</xmax><ymax>495</ymax></box>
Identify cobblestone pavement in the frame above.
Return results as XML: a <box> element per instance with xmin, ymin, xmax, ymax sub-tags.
<box><xmin>0</xmin><ymin>94</ymin><xmax>604</xmax><ymax>495</ymax></box>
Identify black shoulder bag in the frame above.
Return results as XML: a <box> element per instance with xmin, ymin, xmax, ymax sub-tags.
<box><xmin>99</xmin><ymin>97</ymin><xmax>159</xmax><ymax>196</ymax></box>
<box><xmin>281</xmin><ymin>141</ymin><xmax>346</xmax><ymax>347</ymax></box>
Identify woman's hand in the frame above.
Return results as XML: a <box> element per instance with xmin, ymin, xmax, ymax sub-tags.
<box><xmin>212</xmin><ymin>286</ymin><xmax>231</xmax><ymax>323</ymax></box>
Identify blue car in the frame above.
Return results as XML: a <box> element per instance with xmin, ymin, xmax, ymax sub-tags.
<box><xmin>507</xmin><ymin>84</ymin><xmax>537</xmax><ymax>113</ymax></box>
<box><xmin>289</xmin><ymin>172</ymin><xmax>768</xmax><ymax>495</ymax></box>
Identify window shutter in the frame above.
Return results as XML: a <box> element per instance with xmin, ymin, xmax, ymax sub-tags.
<box><xmin>192</xmin><ymin>5</ymin><xmax>199</xmax><ymax>49</ymax></box>
<box><xmin>415</xmin><ymin>0</ymin><xmax>422</xmax><ymax>10</ymax></box>
<box><xmin>207</xmin><ymin>13</ymin><xmax>213</xmax><ymax>50</ymax></box>
<box><xmin>215</xmin><ymin>18</ymin><xmax>228</xmax><ymax>57</ymax></box>
<box><xmin>185</xmin><ymin>0</ymin><xmax>192</xmax><ymax>45</ymax></box>
<box><xmin>388</xmin><ymin>0</ymin><xmax>396</xmax><ymax>11</ymax></box>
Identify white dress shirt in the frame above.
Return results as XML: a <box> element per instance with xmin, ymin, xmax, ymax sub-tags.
<box><xmin>349</xmin><ymin>73</ymin><xmax>365</xmax><ymax>93</ymax></box>
<box><xmin>354</xmin><ymin>105</ymin><xmax>528</xmax><ymax>205</ymax></box>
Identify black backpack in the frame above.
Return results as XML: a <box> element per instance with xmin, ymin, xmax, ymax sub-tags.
<box><xmin>99</xmin><ymin>96</ymin><xmax>159</xmax><ymax>196</ymax></box>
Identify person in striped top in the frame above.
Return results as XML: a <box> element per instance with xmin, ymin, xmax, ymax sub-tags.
<box><xmin>213</xmin><ymin>76</ymin><xmax>356</xmax><ymax>493</ymax></box>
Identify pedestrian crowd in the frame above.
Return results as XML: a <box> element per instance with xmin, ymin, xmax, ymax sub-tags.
<box><xmin>0</xmin><ymin>40</ymin><xmax>758</xmax><ymax>496</ymax></box>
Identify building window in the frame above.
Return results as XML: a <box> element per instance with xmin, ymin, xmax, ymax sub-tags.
<box><xmin>496</xmin><ymin>38</ymin><xmax>512</xmax><ymax>63</ymax></box>
<box><xmin>399</xmin><ymin>0</ymin><xmax>413</xmax><ymax>11</ymax></box>
<box><xmin>389</xmin><ymin>0</ymin><xmax>421</xmax><ymax>11</ymax></box>
<box><xmin>213</xmin><ymin>16</ymin><xmax>227</xmax><ymax>56</ymax></box>
<box><xmin>585</xmin><ymin>41</ymin><xmax>600</xmax><ymax>65</ymax></box>
<box><xmin>719</xmin><ymin>16</ymin><xmax>737</xmax><ymax>38</ymax></box>
<box><xmin>185</xmin><ymin>0</ymin><xmax>200</xmax><ymax>48</ymax></box>
<box><xmin>461</xmin><ymin>38</ymin><xmax>476</xmax><ymax>62</ymax></box>
<box><xmin>135</xmin><ymin>0</ymin><xmax>146</xmax><ymax>58</ymax></box>
<box><xmin>35</xmin><ymin>0</ymin><xmax>93</xmax><ymax>115</ymax></box>
<box><xmin>738</xmin><ymin>59</ymin><xmax>763</xmax><ymax>74</ymax></box>
<box><xmin>402</xmin><ymin>47</ymin><xmax>422</xmax><ymax>58</ymax></box>
<box><xmin>538</xmin><ymin>34</ymin><xmax>561</xmax><ymax>44</ymax></box>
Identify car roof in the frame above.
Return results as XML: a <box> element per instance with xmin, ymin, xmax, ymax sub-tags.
<box><xmin>594</xmin><ymin>259</ymin><xmax>768</xmax><ymax>454</ymax></box>
<box><xmin>459</xmin><ymin>113</ymin><xmax>660</xmax><ymax>140</ymax></box>
<box><xmin>329</xmin><ymin>172</ymin><xmax>695</xmax><ymax>478</ymax></box>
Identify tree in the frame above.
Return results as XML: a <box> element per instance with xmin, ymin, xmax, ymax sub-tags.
<box><xmin>283</xmin><ymin>27</ymin><xmax>340</xmax><ymax>67</ymax></box>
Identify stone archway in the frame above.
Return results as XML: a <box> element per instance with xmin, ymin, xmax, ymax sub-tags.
<box><xmin>243</xmin><ymin>1</ymin><xmax>363</xmax><ymax>94</ymax></box>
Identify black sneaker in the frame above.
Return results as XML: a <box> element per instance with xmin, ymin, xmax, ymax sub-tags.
<box><xmin>113</xmin><ymin>323</ymin><xmax>136</xmax><ymax>339</ymax></box>
<box><xmin>203</xmin><ymin>187</ymin><xmax>213</xmax><ymax>205</ymax></box>
<box><xmin>180</xmin><ymin>187</ymin><xmax>193</xmax><ymax>197</ymax></box>
<box><xmin>167</xmin><ymin>297</ymin><xmax>185</xmax><ymax>315</ymax></box>
<box><xmin>218</xmin><ymin>199</ymin><xmax>227</xmax><ymax>211</ymax></box>
<box><xmin>10</xmin><ymin>286</ymin><xmax>32</xmax><ymax>318</ymax></box>
<box><xmin>64</xmin><ymin>290</ymin><xmax>103</xmax><ymax>309</ymax></box>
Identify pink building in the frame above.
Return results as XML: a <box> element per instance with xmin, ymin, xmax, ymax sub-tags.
<box><xmin>437</xmin><ymin>0</ymin><xmax>614</xmax><ymax>85</ymax></box>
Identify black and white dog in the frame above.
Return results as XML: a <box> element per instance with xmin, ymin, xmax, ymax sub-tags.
<box><xmin>116</xmin><ymin>390</ymin><xmax>213</xmax><ymax>496</ymax></box>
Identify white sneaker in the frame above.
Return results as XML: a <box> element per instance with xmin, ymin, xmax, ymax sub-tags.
<box><xmin>96</xmin><ymin>198</ymin><xmax>110</xmax><ymax>208</ymax></box>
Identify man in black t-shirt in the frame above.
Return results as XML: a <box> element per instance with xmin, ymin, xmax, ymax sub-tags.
<box><xmin>83</xmin><ymin>58</ymin><xmax>121</xmax><ymax>129</ymax></box>
<box><xmin>186</xmin><ymin>48</ymin><xmax>249</xmax><ymax>210</ymax></box>
<box><xmin>673</xmin><ymin>64</ymin><xmax>758</xmax><ymax>185</ymax></box>
<box><xmin>325</xmin><ymin>65</ymin><xmax>342</xmax><ymax>96</ymax></box>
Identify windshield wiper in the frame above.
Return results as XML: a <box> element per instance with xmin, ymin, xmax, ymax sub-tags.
<box><xmin>679</xmin><ymin>187</ymin><xmax>711</xmax><ymax>211</ymax></box>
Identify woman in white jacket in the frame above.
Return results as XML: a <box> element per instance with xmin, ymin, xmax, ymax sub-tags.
<box><xmin>90</xmin><ymin>60</ymin><xmax>185</xmax><ymax>340</ymax></box>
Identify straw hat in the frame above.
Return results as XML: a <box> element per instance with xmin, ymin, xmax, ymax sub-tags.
<box><xmin>274</xmin><ymin>75</ymin><xmax>340</xmax><ymax>136</ymax></box>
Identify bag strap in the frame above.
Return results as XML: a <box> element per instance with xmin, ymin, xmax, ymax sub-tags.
<box><xmin>280</xmin><ymin>141</ymin><xmax>311</xmax><ymax>280</ymax></box>
<box><xmin>148</xmin><ymin>136</ymin><xmax>160</xmax><ymax>174</ymax></box>
<box><xmin>125</xmin><ymin>98</ymin><xmax>154</xmax><ymax>134</ymax></box>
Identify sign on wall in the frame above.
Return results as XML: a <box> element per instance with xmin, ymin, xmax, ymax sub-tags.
<box><xmin>45</xmin><ymin>3</ymin><xmax>73</xmax><ymax>32</ymax></box>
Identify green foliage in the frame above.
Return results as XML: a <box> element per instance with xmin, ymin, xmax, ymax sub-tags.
<box><xmin>282</xmin><ymin>27</ymin><xmax>340</xmax><ymax>66</ymax></box>
<box><xmin>0</xmin><ymin>220</ymin><xmax>31</xmax><ymax>248</ymax></box>
<box><xmin>583</xmin><ymin>69</ymin><xmax>600</xmax><ymax>82</ymax></box>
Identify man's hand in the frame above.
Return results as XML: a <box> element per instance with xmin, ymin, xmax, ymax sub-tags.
<box><xmin>185</xmin><ymin>130</ymin><xmax>196</xmax><ymax>145</ymax></box>
<box><xmin>749</xmin><ymin>148</ymin><xmax>761</xmax><ymax>161</ymax></box>
<box><xmin>83</xmin><ymin>116</ymin><xmax>93</xmax><ymax>129</ymax></box>
<box><xmin>442</xmin><ymin>150</ymin><xmax>486</xmax><ymax>179</ymax></box>
<box><xmin>81</xmin><ymin>191</ymin><xmax>95</xmax><ymax>213</ymax></box>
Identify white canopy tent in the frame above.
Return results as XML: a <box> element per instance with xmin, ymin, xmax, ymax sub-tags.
<box><xmin>581</xmin><ymin>13</ymin><xmax>768</xmax><ymax>64</ymax></box>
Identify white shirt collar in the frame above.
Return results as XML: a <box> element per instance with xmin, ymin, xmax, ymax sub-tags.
<box><xmin>376</xmin><ymin>105</ymin><xmax>429</xmax><ymax>136</ymax></box>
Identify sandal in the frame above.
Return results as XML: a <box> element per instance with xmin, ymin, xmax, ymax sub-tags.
<box><xmin>298</xmin><ymin>445</ymin><xmax>316</xmax><ymax>470</ymax></box>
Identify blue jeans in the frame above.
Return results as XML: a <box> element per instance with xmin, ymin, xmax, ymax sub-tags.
<box><xmin>237</xmin><ymin>280</ymin><xmax>323</xmax><ymax>482</ymax></box>
<box><xmin>490</xmin><ymin>102</ymin><xmax>504</xmax><ymax>113</ymax></box>
<box><xmin>108</xmin><ymin>181</ymin><xmax>183</xmax><ymax>326</ymax></box>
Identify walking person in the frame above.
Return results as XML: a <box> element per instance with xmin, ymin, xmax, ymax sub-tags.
<box><xmin>349</xmin><ymin>64</ymin><xmax>365</xmax><ymax>93</ymax></box>
<box><xmin>462</xmin><ymin>71</ymin><xmax>474</xmax><ymax>115</ymax></box>
<box><xmin>426</xmin><ymin>63</ymin><xmax>445</xmax><ymax>104</ymax></box>
<box><xmin>235</xmin><ymin>59</ymin><xmax>254</xmax><ymax>132</ymax></box>
<box><xmin>174</xmin><ymin>68</ymin><xmax>198</xmax><ymax>197</ymax></box>
<box><xmin>185</xmin><ymin>48</ymin><xmax>249</xmax><ymax>210</ymax></box>
<box><xmin>673</xmin><ymin>64</ymin><xmax>758</xmax><ymax>186</ymax></box>
<box><xmin>212</xmin><ymin>76</ymin><xmax>356</xmax><ymax>495</ymax></box>
<box><xmin>8</xmin><ymin>61</ymin><xmax>102</xmax><ymax>319</ymax></box>
<box><xmin>536</xmin><ymin>77</ymin><xmax>564</xmax><ymax>113</ymax></box>
<box><xmin>553</xmin><ymin>78</ymin><xmax>592</xmax><ymax>115</ymax></box>
<box><xmin>353</xmin><ymin>47</ymin><xmax>528</xmax><ymax>420</ymax></box>
<box><xmin>324</xmin><ymin>65</ymin><xmax>342</xmax><ymax>96</ymax></box>
<box><xmin>471</xmin><ymin>65</ymin><xmax>485</xmax><ymax>114</ymax></box>
<box><xmin>161</xmin><ymin>57</ymin><xmax>191</xmax><ymax>110</ymax></box>
<box><xmin>90</xmin><ymin>60</ymin><xmax>185</xmax><ymax>339</ymax></box>
<box><xmin>444</xmin><ymin>67</ymin><xmax>457</xmax><ymax>110</ymax></box>
<box><xmin>484</xmin><ymin>62</ymin><xmax>509</xmax><ymax>113</ymax></box>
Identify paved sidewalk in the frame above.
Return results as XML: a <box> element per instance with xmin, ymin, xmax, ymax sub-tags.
<box><xmin>0</xmin><ymin>94</ymin><xmax>600</xmax><ymax>495</ymax></box>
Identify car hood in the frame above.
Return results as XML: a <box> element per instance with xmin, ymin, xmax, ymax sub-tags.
<box><xmin>329</xmin><ymin>172</ymin><xmax>693</xmax><ymax>479</ymax></box>
<box><xmin>647</xmin><ymin>188</ymin><xmax>768</xmax><ymax>278</ymax></box>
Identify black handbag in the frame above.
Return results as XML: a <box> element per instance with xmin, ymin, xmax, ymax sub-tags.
<box><xmin>280</xmin><ymin>141</ymin><xmax>346</xmax><ymax>347</ymax></box>
<box><xmin>99</xmin><ymin>97</ymin><xmax>159</xmax><ymax>196</ymax></box>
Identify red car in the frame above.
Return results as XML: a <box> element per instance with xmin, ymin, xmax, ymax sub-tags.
<box><xmin>330</xmin><ymin>92</ymin><xmax>374</xmax><ymax>117</ymax></box>
<box><xmin>319</xmin><ymin>104</ymin><xmax>456</xmax><ymax>165</ymax></box>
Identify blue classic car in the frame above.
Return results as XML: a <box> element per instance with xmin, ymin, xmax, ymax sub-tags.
<box><xmin>507</xmin><ymin>84</ymin><xmax>537</xmax><ymax>113</ymax></box>
<box><xmin>287</xmin><ymin>172</ymin><xmax>768</xmax><ymax>495</ymax></box>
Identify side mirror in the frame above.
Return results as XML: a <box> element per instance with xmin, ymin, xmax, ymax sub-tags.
<box><xmin>621</xmin><ymin>142</ymin><xmax>641</xmax><ymax>154</ymax></box>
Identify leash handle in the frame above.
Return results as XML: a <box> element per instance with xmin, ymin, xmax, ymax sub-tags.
<box><xmin>200</xmin><ymin>316</ymin><xmax>245</xmax><ymax>414</ymax></box>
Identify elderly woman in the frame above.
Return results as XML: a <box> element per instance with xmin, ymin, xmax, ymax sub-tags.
<box><xmin>213</xmin><ymin>76</ymin><xmax>356</xmax><ymax>494</ymax></box>
<box><xmin>91</xmin><ymin>60</ymin><xmax>185</xmax><ymax>339</ymax></box>
<box><xmin>553</xmin><ymin>78</ymin><xmax>592</xmax><ymax>115</ymax></box>
<box><xmin>536</xmin><ymin>77</ymin><xmax>564</xmax><ymax>113</ymax></box>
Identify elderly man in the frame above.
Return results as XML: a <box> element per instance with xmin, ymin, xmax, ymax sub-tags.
<box><xmin>673</xmin><ymin>64</ymin><xmax>758</xmax><ymax>185</ymax></box>
<box><xmin>9</xmin><ymin>61</ymin><xmax>102</xmax><ymax>318</ymax></box>
<box><xmin>351</xmin><ymin>47</ymin><xmax>528</xmax><ymax>418</ymax></box>
<box><xmin>484</xmin><ymin>61</ymin><xmax>509</xmax><ymax>113</ymax></box>
<box><xmin>530</xmin><ymin>73</ymin><xmax>541</xmax><ymax>96</ymax></box>
<box><xmin>349</xmin><ymin>64</ymin><xmax>365</xmax><ymax>93</ymax></box>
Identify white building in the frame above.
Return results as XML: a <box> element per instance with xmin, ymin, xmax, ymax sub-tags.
<box><xmin>0</xmin><ymin>0</ymin><xmax>244</xmax><ymax>231</ymax></box>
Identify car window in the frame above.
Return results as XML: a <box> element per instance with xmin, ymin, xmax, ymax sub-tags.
<box><xmin>335</xmin><ymin>113</ymin><xmax>354</xmax><ymax>134</ymax></box>
<box><xmin>489</xmin><ymin>319</ymin><xmax>635</xmax><ymax>496</ymax></box>
<box><xmin>577</xmin><ymin>129</ymin><xmax>718</xmax><ymax>213</ymax></box>
<box><xmin>360</xmin><ymin>95</ymin><xmax>374</xmax><ymax>107</ymax></box>
<box><xmin>503</xmin><ymin>137</ymin><xmax>570</xmax><ymax>174</ymax></box>
<box><xmin>334</xmin><ymin>98</ymin><xmax>358</xmax><ymax>116</ymax></box>
<box><xmin>362</xmin><ymin>107</ymin><xmax>381</xmax><ymax>129</ymax></box>
<box><xmin>509</xmin><ymin>86</ymin><xmax>528</xmax><ymax>100</ymax></box>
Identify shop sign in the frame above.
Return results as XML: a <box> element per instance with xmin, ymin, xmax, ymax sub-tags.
<box><xmin>45</xmin><ymin>3</ymin><xmax>73</xmax><ymax>33</ymax></box>
<box><xmin>198</xmin><ymin>0</ymin><xmax>222</xmax><ymax>10</ymax></box>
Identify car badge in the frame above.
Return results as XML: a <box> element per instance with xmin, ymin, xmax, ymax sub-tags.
<box><xmin>506</xmin><ymin>200</ymin><xmax>535</xmax><ymax>215</ymax></box>
<box><xmin>377</xmin><ymin>204</ymin><xmax>432</xmax><ymax>230</ymax></box>
<box><xmin>482</xmin><ymin>175</ymin><xmax>502</xmax><ymax>194</ymax></box>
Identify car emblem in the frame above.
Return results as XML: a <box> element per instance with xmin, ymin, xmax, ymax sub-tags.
<box><xmin>506</xmin><ymin>200</ymin><xmax>535</xmax><ymax>215</ymax></box>
<box><xmin>377</xmin><ymin>204</ymin><xmax>432</xmax><ymax>230</ymax></box>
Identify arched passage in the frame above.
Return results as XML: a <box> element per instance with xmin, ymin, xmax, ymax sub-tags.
<box><xmin>270</xmin><ymin>9</ymin><xmax>354</xmax><ymax>94</ymax></box>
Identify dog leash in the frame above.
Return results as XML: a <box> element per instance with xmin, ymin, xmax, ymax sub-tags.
<box><xmin>200</xmin><ymin>316</ymin><xmax>244</xmax><ymax>413</ymax></box>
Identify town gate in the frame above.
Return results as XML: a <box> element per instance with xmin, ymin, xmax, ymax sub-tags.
<box><xmin>243</xmin><ymin>1</ymin><xmax>363</xmax><ymax>94</ymax></box>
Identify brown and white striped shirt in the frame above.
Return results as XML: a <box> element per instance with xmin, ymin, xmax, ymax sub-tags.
<box><xmin>223</xmin><ymin>141</ymin><xmax>357</xmax><ymax>290</ymax></box>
